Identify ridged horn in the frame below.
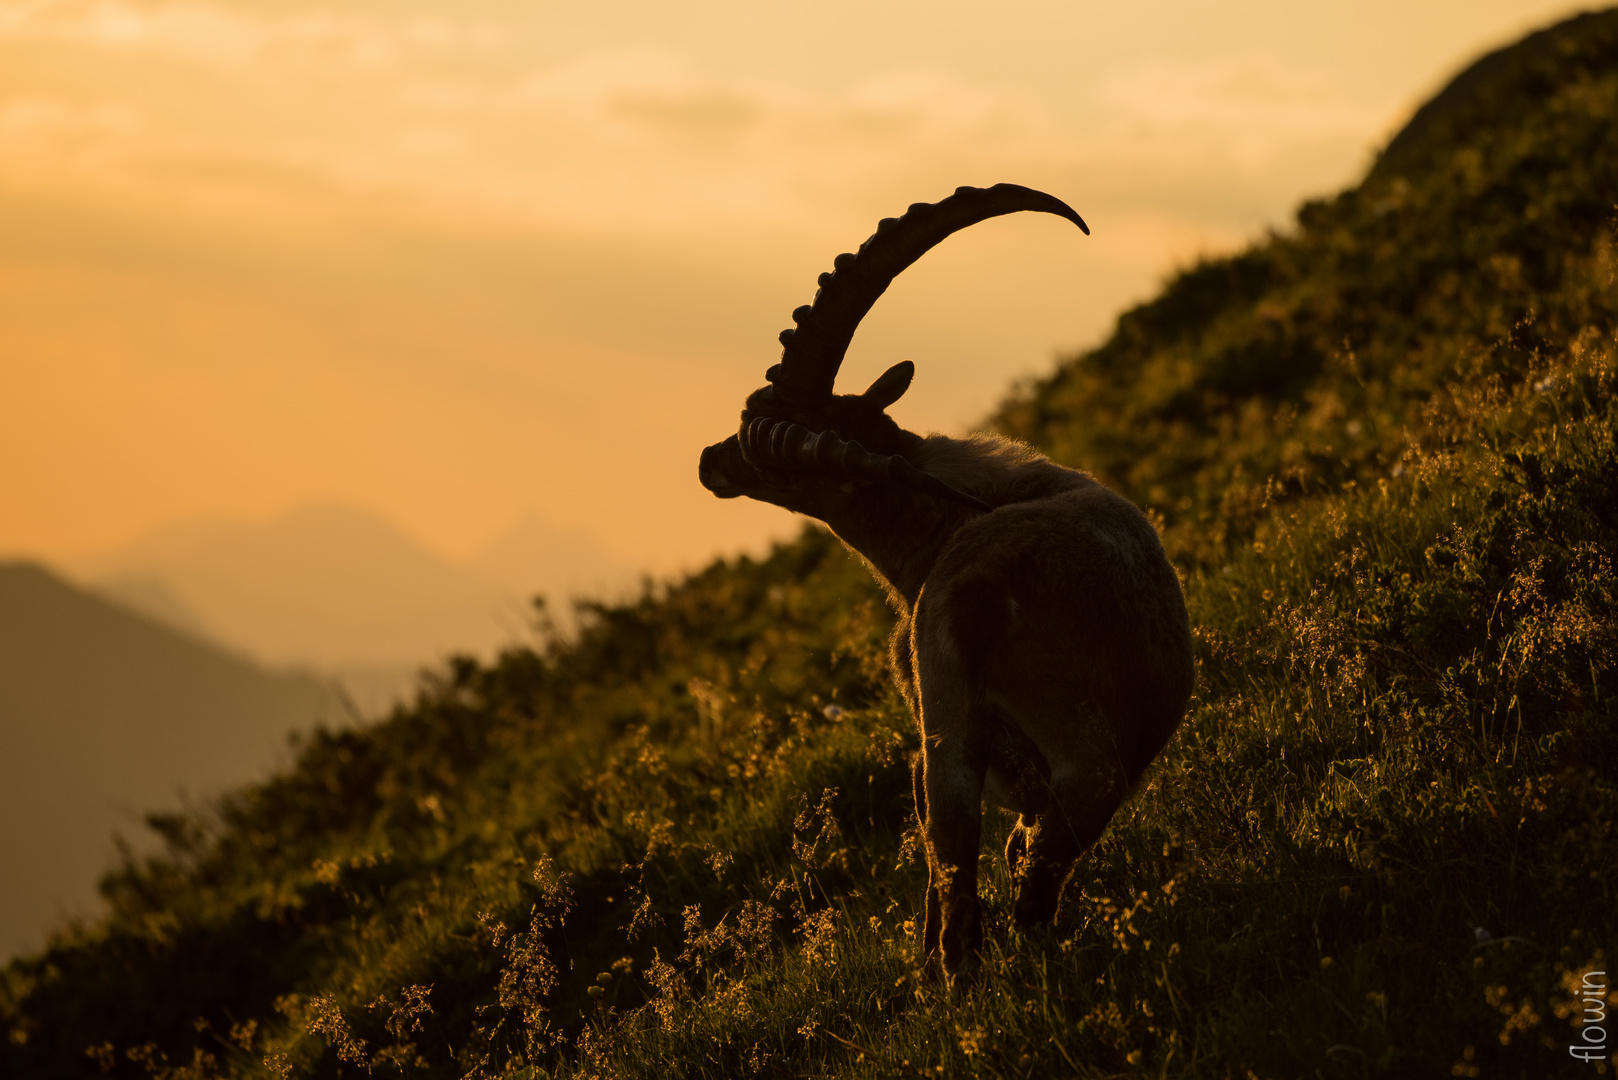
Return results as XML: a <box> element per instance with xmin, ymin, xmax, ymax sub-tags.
<box><xmin>739</xmin><ymin>417</ymin><xmax>992</xmax><ymax>514</ymax></box>
<box><xmin>766</xmin><ymin>183</ymin><xmax>1088</xmax><ymax>405</ymax></box>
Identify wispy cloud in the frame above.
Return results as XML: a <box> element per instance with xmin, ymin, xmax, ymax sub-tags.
<box><xmin>1097</xmin><ymin>55</ymin><xmax>1392</xmax><ymax>171</ymax></box>
<box><xmin>0</xmin><ymin>0</ymin><xmax>1437</xmax><ymax>572</ymax></box>
<box><xmin>0</xmin><ymin>1</ymin><xmax>1389</xmax><ymax>238</ymax></box>
<box><xmin>0</xmin><ymin>0</ymin><xmax>475</xmax><ymax>72</ymax></box>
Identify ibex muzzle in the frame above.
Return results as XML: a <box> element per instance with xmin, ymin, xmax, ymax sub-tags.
<box><xmin>698</xmin><ymin>184</ymin><xmax>1194</xmax><ymax>989</ymax></box>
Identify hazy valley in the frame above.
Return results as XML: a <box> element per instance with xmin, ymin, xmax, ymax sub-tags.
<box><xmin>1</xmin><ymin>507</ymin><xmax>635</xmax><ymax>958</ymax></box>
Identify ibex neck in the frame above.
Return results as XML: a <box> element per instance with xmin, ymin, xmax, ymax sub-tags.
<box><xmin>824</xmin><ymin>489</ymin><xmax>970</xmax><ymax>608</ymax></box>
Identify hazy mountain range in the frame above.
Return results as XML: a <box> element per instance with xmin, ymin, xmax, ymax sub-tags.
<box><xmin>0</xmin><ymin>562</ymin><xmax>341</xmax><ymax>959</ymax></box>
<box><xmin>0</xmin><ymin>506</ymin><xmax>636</xmax><ymax>958</ymax></box>
<box><xmin>68</xmin><ymin>505</ymin><xmax>638</xmax><ymax>714</ymax></box>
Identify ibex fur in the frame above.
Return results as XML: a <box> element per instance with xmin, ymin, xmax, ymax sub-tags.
<box><xmin>697</xmin><ymin>184</ymin><xmax>1194</xmax><ymax>988</ymax></box>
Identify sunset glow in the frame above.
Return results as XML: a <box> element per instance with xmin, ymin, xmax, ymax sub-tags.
<box><xmin>1</xmin><ymin>0</ymin><xmax>1585</xmax><ymax>645</ymax></box>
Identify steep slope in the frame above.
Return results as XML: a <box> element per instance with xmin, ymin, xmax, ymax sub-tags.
<box><xmin>0</xmin><ymin>563</ymin><xmax>338</xmax><ymax>958</ymax></box>
<box><xmin>993</xmin><ymin>8</ymin><xmax>1618</xmax><ymax>568</ymax></box>
<box><xmin>3</xmin><ymin>10</ymin><xmax>1616</xmax><ymax>1079</ymax></box>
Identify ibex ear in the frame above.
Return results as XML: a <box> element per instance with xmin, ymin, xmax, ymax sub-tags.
<box><xmin>862</xmin><ymin>361</ymin><xmax>914</xmax><ymax>409</ymax></box>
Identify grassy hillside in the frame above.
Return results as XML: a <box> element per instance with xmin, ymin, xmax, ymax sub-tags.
<box><xmin>993</xmin><ymin>9</ymin><xmax>1618</xmax><ymax>571</ymax></box>
<box><xmin>5</xmin><ymin>10</ymin><xmax>1616</xmax><ymax>1078</ymax></box>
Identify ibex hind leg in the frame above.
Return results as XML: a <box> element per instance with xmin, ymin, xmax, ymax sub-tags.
<box><xmin>912</xmin><ymin>613</ymin><xmax>996</xmax><ymax>990</ymax></box>
<box><xmin>918</xmin><ymin>733</ymin><xmax>988</xmax><ymax>989</ymax></box>
<box><xmin>1011</xmin><ymin>752</ymin><xmax>1129</xmax><ymax>928</ymax></box>
<box><xmin>910</xmin><ymin>752</ymin><xmax>942</xmax><ymax>962</ymax></box>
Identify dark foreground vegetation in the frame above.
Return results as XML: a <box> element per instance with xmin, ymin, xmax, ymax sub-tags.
<box><xmin>6</xmin><ymin>10</ymin><xmax>1617</xmax><ymax>1078</ymax></box>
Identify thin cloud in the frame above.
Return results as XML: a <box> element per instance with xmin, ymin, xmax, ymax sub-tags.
<box><xmin>3</xmin><ymin>0</ymin><xmax>1463</xmax><ymax>576</ymax></box>
<box><xmin>0</xmin><ymin>3</ymin><xmax>1383</xmax><ymax>240</ymax></box>
<box><xmin>1097</xmin><ymin>55</ymin><xmax>1394</xmax><ymax>170</ymax></box>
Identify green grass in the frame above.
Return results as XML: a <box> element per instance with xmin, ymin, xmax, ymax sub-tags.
<box><xmin>5</xmin><ymin>10</ymin><xmax>1617</xmax><ymax>1079</ymax></box>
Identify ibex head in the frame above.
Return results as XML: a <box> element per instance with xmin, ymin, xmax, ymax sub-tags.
<box><xmin>698</xmin><ymin>184</ymin><xmax>1088</xmax><ymax>519</ymax></box>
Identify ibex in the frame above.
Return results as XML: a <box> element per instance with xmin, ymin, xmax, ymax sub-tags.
<box><xmin>697</xmin><ymin>184</ymin><xmax>1194</xmax><ymax>987</ymax></box>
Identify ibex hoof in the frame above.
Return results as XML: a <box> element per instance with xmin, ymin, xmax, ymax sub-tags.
<box><xmin>1012</xmin><ymin>885</ymin><xmax>1062</xmax><ymax>929</ymax></box>
<box><xmin>943</xmin><ymin>954</ymin><xmax>981</xmax><ymax>995</ymax></box>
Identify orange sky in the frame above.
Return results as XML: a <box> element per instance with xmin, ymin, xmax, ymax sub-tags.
<box><xmin>0</xmin><ymin>0</ymin><xmax>1589</xmax><ymax>577</ymax></box>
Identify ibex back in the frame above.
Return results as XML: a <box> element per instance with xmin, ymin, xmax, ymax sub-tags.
<box><xmin>698</xmin><ymin>184</ymin><xmax>1194</xmax><ymax>988</ymax></box>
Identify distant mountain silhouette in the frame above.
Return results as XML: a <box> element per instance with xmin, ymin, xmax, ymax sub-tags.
<box><xmin>0</xmin><ymin>562</ymin><xmax>340</xmax><ymax>959</ymax></box>
<box><xmin>89</xmin><ymin>572</ymin><xmax>220</xmax><ymax>644</ymax></box>
<box><xmin>471</xmin><ymin>512</ymin><xmax>640</xmax><ymax>615</ymax></box>
<box><xmin>80</xmin><ymin>505</ymin><xmax>509</xmax><ymax>668</ymax></box>
<box><xmin>76</xmin><ymin>505</ymin><xmax>636</xmax><ymax>710</ymax></box>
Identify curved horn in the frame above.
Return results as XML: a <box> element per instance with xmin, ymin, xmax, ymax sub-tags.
<box><xmin>766</xmin><ymin>183</ymin><xmax>1088</xmax><ymax>405</ymax></box>
<box><xmin>739</xmin><ymin>418</ymin><xmax>992</xmax><ymax>514</ymax></box>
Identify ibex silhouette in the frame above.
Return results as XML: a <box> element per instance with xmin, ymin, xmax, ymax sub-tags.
<box><xmin>698</xmin><ymin>184</ymin><xmax>1194</xmax><ymax>987</ymax></box>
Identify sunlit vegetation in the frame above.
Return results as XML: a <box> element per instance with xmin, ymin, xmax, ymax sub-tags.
<box><xmin>5</xmin><ymin>12</ymin><xmax>1617</xmax><ymax>1079</ymax></box>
